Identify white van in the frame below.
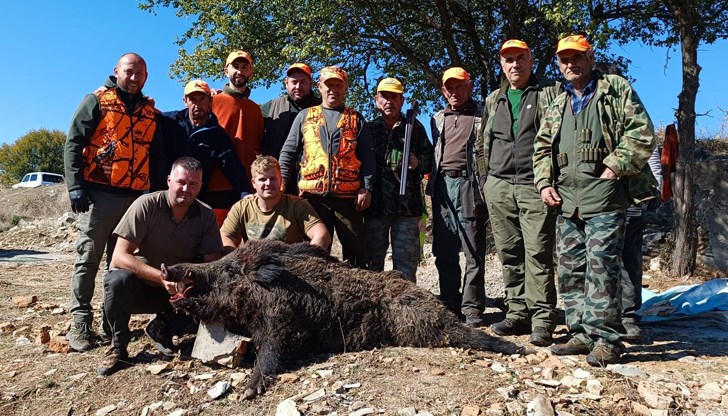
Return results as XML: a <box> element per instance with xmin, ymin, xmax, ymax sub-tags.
<box><xmin>11</xmin><ymin>172</ymin><xmax>65</xmax><ymax>189</ymax></box>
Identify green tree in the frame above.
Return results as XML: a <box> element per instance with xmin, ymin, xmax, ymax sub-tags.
<box><xmin>139</xmin><ymin>0</ymin><xmax>617</xmax><ymax>113</ymax></box>
<box><xmin>587</xmin><ymin>0</ymin><xmax>728</xmax><ymax>276</ymax></box>
<box><xmin>142</xmin><ymin>0</ymin><xmax>726</xmax><ymax>277</ymax></box>
<box><xmin>0</xmin><ymin>129</ymin><xmax>65</xmax><ymax>184</ymax></box>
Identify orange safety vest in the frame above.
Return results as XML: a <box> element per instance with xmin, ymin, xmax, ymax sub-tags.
<box><xmin>82</xmin><ymin>88</ymin><xmax>157</xmax><ymax>191</ymax></box>
<box><xmin>298</xmin><ymin>106</ymin><xmax>362</xmax><ymax>197</ymax></box>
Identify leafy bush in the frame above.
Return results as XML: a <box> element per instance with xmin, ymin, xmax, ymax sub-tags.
<box><xmin>0</xmin><ymin>129</ymin><xmax>65</xmax><ymax>185</ymax></box>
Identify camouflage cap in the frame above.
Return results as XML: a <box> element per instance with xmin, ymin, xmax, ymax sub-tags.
<box><xmin>319</xmin><ymin>66</ymin><xmax>348</xmax><ymax>83</ymax></box>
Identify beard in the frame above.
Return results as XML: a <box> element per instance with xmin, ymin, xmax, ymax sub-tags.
<box><xmin>290</xmin><ymin>91</ymin><xmax>308</xmax><ymax>103</ymax></box>
<box><xmin>229</xmin><ymin>75</ymin><xmax>249</xmax><ymax>89</ymax></box>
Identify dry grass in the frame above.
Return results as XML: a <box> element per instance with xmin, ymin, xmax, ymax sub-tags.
<box><xmin>696</xmin><ymin>137</ymin><xmax>728</xmax><ymax>157</ymax></box>
<box><xmin>0</xmin><ymin>184</ymin><xmax>69</xmax><ymax>231</ymax></box>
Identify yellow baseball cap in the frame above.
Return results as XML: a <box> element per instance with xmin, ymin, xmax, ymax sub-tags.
<box><xmin>376</xmin><ymin>77</ymin><xmax>404</xmax><ymax>94</ymax></box>
<box><xmin>225</xmin><ymin>50</ymin><xmax>253</xmax><ymax>67</ymax></box>
<box><xmin>183</xmin><ymin>79</ymin><xmax>211</xmax><ymax>96</ymax></box>
<box><xmin>442</xmin><ymin>67</ymin><xmax>470</xmax><ymax>85</ymax></box>
<box><xmin>286</xmin><ymin>63</ymin><xmax>312</xmax><ymax>77</ymax></box>
<box><xmin>319</xmin><ymin>66</ymin><xmax>348</xmax><ymax>83</ymax></box>
<box><xmin>556</xmin><ymin>35</ymin><xmax>592</xmax><ymax>54</ymax></box>
<box><xmin>500</xmin><ymin>39</ymin><xmax>530</xmax><ymax>55</ymax></box>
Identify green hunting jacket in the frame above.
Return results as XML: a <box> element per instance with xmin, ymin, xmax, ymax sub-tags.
<box><xmin>532</xmin><ymin>71</ymin><xmax>658</xmax><ymax>207</ymax></box>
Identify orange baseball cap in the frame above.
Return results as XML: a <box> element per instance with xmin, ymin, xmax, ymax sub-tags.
<box><xmin>376</xmin><ymin>77</ymin><xmax>404</xmax><ymax>94</ymax></box>
<box><xmin>500</xmin><ymin>39</ymin><xmax>530</xmax><ymax>55</ymax></box>
<box><xmin>556</xmin><ymin>35</ymin><xmax>592</xmax><ymax>54</ymax></box>
<box><xmin>225</xmin><ymin>50</ymin><xmax>253</xmax><ymax>67</ymax></box>
<box><xmin>319</xmin><ymin>66</ymin><xmax>348</xmax><ymax>83</ymax></box>
<box><xmin>286</xmin><ymin>63</ymin><xmax>312</xmax><ymax>77</ymax></box>
<box><xmin>442</xmin><ymin>67</ymin><xmax>470</xmax><ymax>85</ymax></box>
<box><xmin>183</xmin><ymin>79</ymin><xmax>211</xmax><ymax>96</ymax></box>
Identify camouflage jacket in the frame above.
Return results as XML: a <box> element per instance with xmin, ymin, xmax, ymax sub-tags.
<box><xmin>476</xmin><ymin>75</ymin><xmax>560</xmax><ymax>185</ymax></box>
<box><xmin>532</xmin><ymin>71</ymin><xmax>658</xmax><ymax>205</ymax></box>
<box><xmin>365</xmin><ymin>114</ymin><xmax>432</xmax><ymax>218</ymax></box>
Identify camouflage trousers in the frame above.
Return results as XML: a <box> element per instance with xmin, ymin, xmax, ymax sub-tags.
<box><xmin>556</xmin><ymin>211</ymin><xmax>626</xmax><ymax>347</ymax></box>
<box><xmin>366</xmin><ymin>216</ymin><xmax>421</xmax><ymax>282</ymax></box>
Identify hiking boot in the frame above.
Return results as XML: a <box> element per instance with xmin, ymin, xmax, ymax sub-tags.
<box><xmin>66</xmin><ymin>322</ymin><xmax>99</xmax><ymax>352</ymax></box>
<box><xmin>490</xmin><ymin>318</ymin><xmax>530</xmax><ymax>336</ymax></box>
<box><xmin>464</xmin><ymin>314</ymin><xmax>485</xmax><ymax>328</ymax></box>
<box><xmin>529</xmin><ymin>327</ymin><xmax>553</xmax><ymax>347</ymax></box>
<box><xmin>586</xmin><ymin>344</ymin><xmax>621</xmax><ymax>367</ymax></box>
<box><xmin>620</xmin><ymin>321</ymin><xmax>642</xmax><ymax>341</ymax></box>
<box><xmin>96</xmin><ymin>346</ymin><xmax>129</xmax><ymax>376</ymax></box>
<box><xmin>145</xmin><ymin>315</ymin><xmax>175</xmax><ymax>357</ymax></box>
<box><xmin>551</xmin><ymin>337</ymin><xmax>590</xmax><ymax>356</ymax></box>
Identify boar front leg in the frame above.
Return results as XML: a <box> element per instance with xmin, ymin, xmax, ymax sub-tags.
<box><xmin>241</xmin><ymin>339</ymin><xmax>287</xmax><ymax>400</ymax></box>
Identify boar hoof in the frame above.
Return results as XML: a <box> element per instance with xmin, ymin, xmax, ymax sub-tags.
<box><xmin>241</xmin><ymin>380</ymin><xmax>267</xmax><ymax>400</ymax></box>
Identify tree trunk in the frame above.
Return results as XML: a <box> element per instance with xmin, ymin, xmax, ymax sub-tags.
<box><xmin>666</xmin><ymin>0</ymin><xmax>699</xmax><ymax>277</ymax></box>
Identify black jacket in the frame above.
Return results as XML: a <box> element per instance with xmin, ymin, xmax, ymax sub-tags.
<box><xmin>160</xmin><ymin>109</ymin><xmax>250</xmax><ymax>207</ymax></box>
<box><xmin>487</xmin><ymin>75</ymin><xmax>543</xmax><ymax>185</ymax></box>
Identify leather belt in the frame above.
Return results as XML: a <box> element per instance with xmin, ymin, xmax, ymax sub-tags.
<box><xmin>441</xmin><ymin>169</ymin><xmax>467</xmax><ymax>178</ymax></box>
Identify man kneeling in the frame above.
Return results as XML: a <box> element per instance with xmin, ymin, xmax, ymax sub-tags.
<box><xmin>220</xmin><ymin>156</ymin><xmax>331</xmax><ymax>250</ymax></box>
<box><xmin>98</xmin><ymin>157</ymin><xmax>223</xmax><ymax>376</ymax></box>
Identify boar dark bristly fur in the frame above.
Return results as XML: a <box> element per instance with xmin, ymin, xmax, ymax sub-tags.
<box><xmin>162</xmin><ymin>239</ymin><xmax>529</xmax><ymax>400</ymax></box>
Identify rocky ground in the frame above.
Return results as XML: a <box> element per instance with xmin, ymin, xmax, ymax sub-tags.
<box><xmin>0</xmin><ymin>182</ymin><xmax>727</xmax><ymax>416</ymax></box>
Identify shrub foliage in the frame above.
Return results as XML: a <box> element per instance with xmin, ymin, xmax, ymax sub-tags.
<box><xmin>0</xmin><ymin>129</ymin><xmax>65</xmax><ymax>185</ymax></box>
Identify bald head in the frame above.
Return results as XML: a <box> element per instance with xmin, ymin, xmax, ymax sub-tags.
<box><xmin>114</xmin><ymin>53</ymin><xmax>148</xmax><ymax>95</ymax></box>
<box><xmin>118</xmin><ymin>53</ymin><xmax>146</xmax><ymax>66</ymax></box>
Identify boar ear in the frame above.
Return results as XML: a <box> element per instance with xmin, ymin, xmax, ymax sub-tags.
<box><xmin>251</xmin><ymin>264</ymin><xmax>289</xmax><ymax>284</ymax></box>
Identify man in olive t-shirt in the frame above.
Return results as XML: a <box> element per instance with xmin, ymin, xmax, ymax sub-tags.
<box><xmin>98</xmin><ymin>157</ymin><xmax>223</xmax><ymax>376</ymax></box>
<box><xmin>220</xmin><ymin>156</ymin><xmax>331</xmax><ymax>250</ymax></box>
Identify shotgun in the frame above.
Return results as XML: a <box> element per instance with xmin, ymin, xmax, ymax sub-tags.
<box><xmin>399</xmin><ymin>101</ymin><xmax>419</xmax><ymax>196</ymax></box>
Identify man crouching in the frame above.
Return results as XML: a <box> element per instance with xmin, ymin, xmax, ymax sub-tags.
<box><xmin>98</xmin><ymin>157</ymin><xmax>223</xmax><ymax>376</ymax></box>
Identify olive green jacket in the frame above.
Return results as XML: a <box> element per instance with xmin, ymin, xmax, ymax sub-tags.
<box><xmin>532</xmin><ymin>72</ymin><xmax>658</xmax><ymax>206</ymax></box>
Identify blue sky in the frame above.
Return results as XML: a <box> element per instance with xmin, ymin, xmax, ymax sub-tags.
<box><xmin>1</xmin><ymin>1</ymin><xmax>726</xmax><ymax>145</ymax></box>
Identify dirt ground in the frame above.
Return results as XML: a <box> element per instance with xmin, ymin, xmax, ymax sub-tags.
<box><xmin>1</xmin><ymin>185</ymin><xmax>727</xmax><ymax>416</ymax></box>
